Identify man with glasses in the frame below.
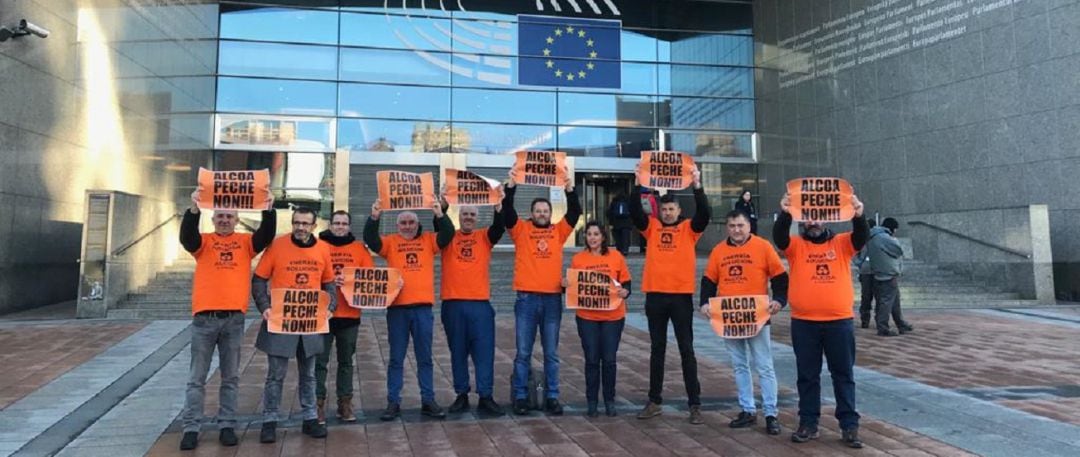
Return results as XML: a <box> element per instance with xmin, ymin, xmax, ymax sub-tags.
<box><xmin>364</xmin><ymin>199</ymin><xmax>455</xmax><ymax>420</ymax></box>
<box><xmin>251</xmin><ymin>207</ymin><xmax>337</xmax><ymax>443</ymax></box>
<box><xmin>177</xmin><ymin>190</ymin><xmax>274</xmax><ymax>451</ymax></box>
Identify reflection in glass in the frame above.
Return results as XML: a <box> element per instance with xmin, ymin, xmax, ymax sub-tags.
<box><xmin>621</xmin><ymin>31</ymin><xmax>657</xmax><ymax>62</ymax></box>
<box><xmin>217</xmin><ymin>77</ymin><xmax>336</xmax><ymax>116</ymax></box>
<box><xmin>452</xmin><ymin>88</ymin><xmax>555</xmax><ymax>124</ymax></box>
<box><xmin>341</xmin><ymin>11</ymin><xmax>451</xmax><ymax>51</ymax></box>
<box><xmin>558</xmin><ymin>93</ymin><xmax>655</xmax><ymax>128</ymax></box>
<box><xmin>665</xmin><ymin>65</ymin><xmax>753</xmax><ymax>98</ymax></box>
<box><xmin>217</xmin><ymin>114</ymin><xmax>334</xmax><ymax>152</ymax></box>
<box><xmin>219</xmin><ymin>41</ymin><xmax>337</xmax><ymax>80</ymax></box>
<box><xmin>339</xmin><ymin>83</ymin><xmax>450</xmax><ymax>120</ymax></box>
<box><xmin>667</xmin><ymin>97</ymin><xmax>754</xmax><ymax>131</ymax></box>
<box><xmin>338</xmin><ymin>118</ymin><xmax>452</xmax><ymax>153</ymax></box>
<box><xmin>449</xmin><ymin>52</ymin><xmax>517</xmax><ymax>88</ymax></box>
<box><xmin>559</xmin><ymin>126</ymin><xmax>656</xmax><ymax>158</ymax></box>
<box><xmin>453</xmin><ymin>122</ymin><xmax>555</xmax><ymax>154</ymax></box>
<box><xmin>220</xmin><ymin>6</ymin><xmax>338</xmax><ymax>44</ymax></box>
<box><xmin>340</xmin><ymin>48</ymin><xmax>451</xmax><ymax>85</ymax></box>
<box><xmin>668</xmin><ymin>33</ymin><xmax>753</xmax><ymax>66</ymax></box>
<box><xmin>666</xmin><ymin>130</ymin><xmax>753</xmax><ymax>158</ymax></box>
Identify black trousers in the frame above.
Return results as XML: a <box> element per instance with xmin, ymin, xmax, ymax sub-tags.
<box><xmin>873</xmin><ymin>277</ymin><xmax>908</xmax><ymax>331</ymax></box>
<box><xmin>644</xmin><ymin>293</ymin><xmax>701</xmax><ymax>406</ymax></box>
<box><xmin>858</xmin><ymin>273</ymin><xmax>875</xmax><ymax>324</ymax></box>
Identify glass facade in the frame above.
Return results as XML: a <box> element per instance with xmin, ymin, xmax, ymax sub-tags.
<box><xmin>213</xmin><ymin>0</ymin><xmax>757</xmax><ymax>215</ymax></box>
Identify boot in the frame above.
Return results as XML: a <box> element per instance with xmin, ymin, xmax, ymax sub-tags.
<box><xmin>337</xmin><ymin>395</ymin><xmax>357</xmax><ymax>422</ymax></box>
<box><xmin>316</xmin><ymin>397</ymin><xmax>326</xmax><ymax>424</ymax></box>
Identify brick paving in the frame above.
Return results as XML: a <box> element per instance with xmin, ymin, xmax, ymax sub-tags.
<box><xmin>0</xmin><ymin>321</ymin><xmax>145</xmax><ymax>409</ymax></box>
<box><xmin>143</xmin><ymin>314</ymin><xmax>976</xmax><ymax>457</ymax></box>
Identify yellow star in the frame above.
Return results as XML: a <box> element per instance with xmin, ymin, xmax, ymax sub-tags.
<box><xmin>567</xmin><ymin>26</ymin><xmax>575</xmax><ymax>33</ymax></box>
<box><xmin>554</xmin><ymin>29</ymin><xmax>563</xmax><ymax>36</ymax></box>
<box><xmin>545</xmin><ymin>60</ymin><xmax>554</xmax><ymax>68</ymax></box>
<box><xmin>578</xmin><ymin>30</ymin><xmax>586</xmax><ymax>38</ymax></box>
<box><xmin>586</xmin><ymin>39</ymin><xmax>594</xmax><ymax>47</ymax></box>
<box><xmin>589</xmin><ymin>50</ymin><xmax>598</xmax><ymax>58</ymax></box>
<box><xmin>546</xmin><ymin>36</ymin><xmax>554</xmax><ymax>44</ymax></box>
<box><xmin>578</xmin><ymin>71</ymin><xmax>586</xmax><ymax>78</ymax></box>
<box><xmin>567</xmin><ymin>73</ymin><xmax>575</xmax><ymax>81</ymax></box>
<box><xmin>555</xmin><ymin>69</ymin><xmax>563</xmax><ymax>77</ymax></box>
<box><xmin>543</xmin><ymin>48</ymin><xmax>551</xmax><ymax>56</ymax></box>
<box><xmin>586</xmin><ymin>62</ymin><xmax>595</xmax><ymax>70</ymax></box>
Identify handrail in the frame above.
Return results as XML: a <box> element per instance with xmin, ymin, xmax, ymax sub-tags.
<box><xmin>112</xmin><ymin>212</ymin><xmax>183</xmax><ymax>257</ymax></box>
<box><xmin>907</xmin><ymin>221</ymin><xmax>1031</xmax><ymax>259</ymax></box>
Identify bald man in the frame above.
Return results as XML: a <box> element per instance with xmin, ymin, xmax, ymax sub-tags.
<box><xmin>364</xmin><ymin>199</ymin><xmax>455</xmax><ymax>421</ymax></box>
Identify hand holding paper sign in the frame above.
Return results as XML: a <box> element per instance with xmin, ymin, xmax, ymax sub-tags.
<box><xmin>506</xmin><ymin>169</ymin><xmax>518</xmax><ymax>189</ymax></box>
<box><xmin>708</xmin><ymin>295</ymin><xmax>771</xmax><ymax>339</ymax></box>
<box><xmin>370</xmin><ymin>200</ymin><xmax>382</xmax><ymax>220</ymax></box>
<box><xmin>852</xmin><ymin>194</ymin><xmax>864</xmax><ymax>217</ymax></box>
<box><xmin>692</xmin><ymin>167</ymin><xmax>702</xmax><ymax>190</ymax></box>
<box><xmin>780</xmin><ymin>192</ymin><xmax>791</xmax><ymax>214</ymax></box>
<box><xmin>190</xmin><ymin>189</ymin><xmax>201</xmax><ymax>214</ymax></box>
<box><xmin>196</xmin><ymin>168</ymin><xmax>272</xmax><ymax>211</ymax></box>
<box><xmin>786</xmin><ymin>178</ymin><xmax>855</xmax><ymax>222</ymax></box>
<box><xmin>768</xmin><ymin>300</ymin><xmax>782</xmax><ymax>315</ymax></box>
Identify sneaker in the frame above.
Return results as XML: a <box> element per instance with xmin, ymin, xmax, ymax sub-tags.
<box><xmin>688</xmin><ymin>405</ymin><xmax>704</xmax><ymax>425</ymax></box>
<box><xmin>898</xmin><ymin>324</ymin><xmax>914</xmax><ymax>334</ymax></box>
<box><xmin>219</xmin><ymin>428</ymin><xmax>238</xmax><ymax>447</ymax></box>
<box><xmin>637</xmin><ymin>401</ymin><xmax>662</xmax><ymax>419</ymax></box>
<box><xmin>513</xmin><ymin>399</ymin><xmax>530</xmax><ymax>416</ymax></box>
<box><xmin>316</xmin><ymin>397</ymin><xmax>326</xmax><ymax>425</ymax></box>
<box><xmin>422</xmin><ymin>401</ymin><xmax>447</xmax><ymax>419</ymax></box>
<box><xmin>448</xmin><ymin>394</ymin><xmax>470</xmax><ymax>413</ymax></box>
<box><xmin>586</xmin><ymin>402</ymin><xmax>599</xmax><ymax>418</ymax></box>
<box><xmin>765</xmin><ymin>416</ymin><xmax>781</xmax><ymax>435</ymax></box>
<box><xmin>877</xmin><ymin>328</ymin><xmax>899</xmax><ymax>337</ymax></box>
<box><xmin>259</xmin><ymin>422</ymin><xmax>277</xmax><ymax>444</ymax></box>
<box><xmin>477</xmin><ymin>396</ymin><xmax>505</xmax><ymax>416</ymax></box>
<box><xmin>544</xmin><ymin>398</ymin><xmax>564</xmax><ymax>416</ymax></box>
<box><xmin>337</xmin><ymin>395</ymin><xmax>357</xmax><ymax>422</ymax></box>
<box><xmin>728</xmin><ymin>411</ymin><xmax>756</xmax><ymax>428</ymax></box>
<box><xmin>604</xmin><ymin>402</ymin><xmax>617</xmax><ymax>417</ymax></box>
<box><xmin>302</xmin><ymin>419</ymin><xmax>327</xmax><ymax>438</ymax></box>
<box><xmin>179</xmin><ymin>431</ymin><xmax>198</xmax><ymax>450</ymax></box>
<box><xmin>791</xmin><ymin>424</ymin><xmax>819</xmax><ymax>443</ymax></box>
<box><xmin>380</xmin><ymin>402</ymin><xmax>401</xmax><ymax>421</ymax></box>
<box><xmin>842</xmin><ymin>427</ymin><xmax>864</xmax><ymax>448</ymax></box>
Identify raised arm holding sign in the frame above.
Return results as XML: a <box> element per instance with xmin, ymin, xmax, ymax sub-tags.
<box><xmin>443</xmin><ymin>169</ymin><xmax>502</xmax><ymax>206</ymax></box>
<box><xmin>377</xmin><ymin>170</ymin><xmax>436</xmax><ymax>211</ymax></box>
<box><xmin>511</xmin><ymin>151</ymin><xmax>568</xmax><ymax>188</ymax></box>
<box><xmin>785</xmin><ymin>177</ymin><xmax>857</xmax><ymax>222</ymax></box>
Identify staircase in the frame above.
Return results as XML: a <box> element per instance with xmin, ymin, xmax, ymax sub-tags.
<box><xmin>109</xmin><ymin>249</ymin><xmax>1042</xmax><ymax>319</ymax></box>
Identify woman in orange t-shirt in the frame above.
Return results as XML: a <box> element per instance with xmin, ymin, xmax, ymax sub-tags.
<box><xmin>567</xmin><ymin>221</ymin><xmax>631</xmax><ymax>418</ymax></box>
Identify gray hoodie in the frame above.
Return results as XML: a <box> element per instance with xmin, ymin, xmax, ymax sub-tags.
<box><xmin>867</xmin><ymin>226</ymin><xmax>903</xmax><ymax>280</ymax></box>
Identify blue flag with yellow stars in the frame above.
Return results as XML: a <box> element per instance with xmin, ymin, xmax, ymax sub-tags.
<box><xmin>518</xmin><ymin>15</ymin><xmax>621</xmax><ymax>89</ymax></box>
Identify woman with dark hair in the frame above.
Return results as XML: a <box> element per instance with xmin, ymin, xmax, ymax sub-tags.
<box><xmin>566</xmin><ymin>221</ymin><xmax>631</xmax><ymax>417</ymax></box>
<box><xmin>735</xmin><ymin>190</ymin><xmax>758</xmax><ymax>235</ymax></box>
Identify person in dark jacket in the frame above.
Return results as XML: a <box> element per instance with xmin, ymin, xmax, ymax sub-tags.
<box><xmin>734</xmin><ymin>190</ymin><xmax>759</xmax><ymax>235</ymax></box>
<box><xmin>867</xmin><ymin>217</ymin><xmax>912</xmax><ymax>336</ymax></box>
<box><xmin>607</xmin><ymin>193</ymin><xmax>633</xmax><ymax>256</ymax></box>
<box><xmin>855</xmin><ymin>219</ymin><xmax>877</xmax><ymax>328</ymax></box>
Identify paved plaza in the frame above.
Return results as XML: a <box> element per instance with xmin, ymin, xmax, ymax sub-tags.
<box><xmin>1</xmin><ymin>304</ymin><xmax>1078</xmax><ymax>457</ymax></box>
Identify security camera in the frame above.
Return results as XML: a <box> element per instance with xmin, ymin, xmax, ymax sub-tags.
<box><xmin>19</xmin><ymin>20</ymin><xmax>49</xmax><ymax>38</ymax></box>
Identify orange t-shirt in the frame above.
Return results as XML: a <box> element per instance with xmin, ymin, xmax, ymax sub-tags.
<box><xmin>441</xmin><ymin>228</ymin><xmax>494</xmax><ymax>301</ymax></box>
<box><xmin>703</xmin><ymin>235</ymin><xmax>786</xmax><ymax>297</ymax></box>
<box><xmin>641</xmin><ymin>219</ymin><xmax>703</xmax><ymax>294</ymax></box>
<box><xmin>508</xmin><ymin>220</ymin><xmax>575</xmax><ymax>293</ymax></box>
<box><xmin>325</xmin><ymin>241</ymin><xmax>374</xmax><ymax>319</ymax></box>
<box><xmin>570</xmin><ymin>250</ymin><xmax>631</xmax><ymax>321</ymax></box>
<box><xmin>190</xmin><ymin>232</ymin><xmax>257</xmax><ymax>314</ymax></box>
<box><xmin>378</xmin><ymin>232</ymin><xmax>440</xmax><ymax>306</ymax></box>
<box><xmin>784</xmin><ymin>233</ymin><xmax>857</xmax><ymax>321</ymax></box>
<box><xmin>254</xmin><ymin>235</ymin><xmax>335</xmax><ymax>292</ymax></box>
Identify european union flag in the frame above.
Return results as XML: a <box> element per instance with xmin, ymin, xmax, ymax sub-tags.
<box><xmin>518</xmin><ymin>15</ymin><xmax>621</xmax><ymax>89</ymax></box>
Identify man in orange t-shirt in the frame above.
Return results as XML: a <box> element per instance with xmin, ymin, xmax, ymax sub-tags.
<box><xmin>363</xmin><ymin>198</ymin><xmax>455</xmax><ymax>421</ymax></box>
<box><xmin>773</xmin><ymin>189</ymin><xmax>868</xmax><ymax>449</ymax></box>
<box><xmin>631</xmin><ymin>164</ymin><xmax>711</xmax><ymax>424</ymax></box>
<box><xmin>700</xmin><ymin>210</ymin><xmax>788</xmax><ymax>435</ymax></box>
<box><xmin>440</xmin><ymin>192</ymin><xmax>506</xmax><ymax>417</ymax></box>
<box><xmin>314</xmin><ymin>210</ymin><xmax>373</xmax><ymax>424</ymax></box>
<box><xmin>251</xmin><ymin>207</ymin><xmax>337</xmax><ymax>443</ymax></box>
<box><xmin>177</xmin><ymin>189</ymin><xmax>274</xmax><ymax>451</ymax></box>
<box><xmin>503</xmin><ymin>166</ymin><xmax>581</xmax><ymax>416</ymax></box>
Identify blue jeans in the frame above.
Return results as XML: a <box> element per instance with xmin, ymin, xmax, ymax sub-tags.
<box><xmin>386</xmin><ymin>306</ymin><xmax>435</xmax><ymax>404</ymax></box>
<box><xmin>513</xmin><ymin>292</ymin><xmax>562</xmax><ymax>400</ymax></box>
<box><xmin>441</xmin><ymin>300</ymin><xmax>496</xmax><ymax>397</ymax></box>
<box><xmin>576</xmin><ymin>317</ymin><xmax>624</xmax><ymax>404</ymax></box>
<box><xmin>790</xmin><ymin>318</ymin><xmax>860</xmax><ymax>429</ymax></box>
<box><xmin>724</xmin><ymin>324</ymin><xmax>778</xmax><ymax>417</ymax></box>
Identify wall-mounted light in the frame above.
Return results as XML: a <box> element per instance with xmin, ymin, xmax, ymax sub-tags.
<box><xmin>0</xmin><ymin>19</ymin><xmax>51</xmax><ymax>42</ymax></box>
